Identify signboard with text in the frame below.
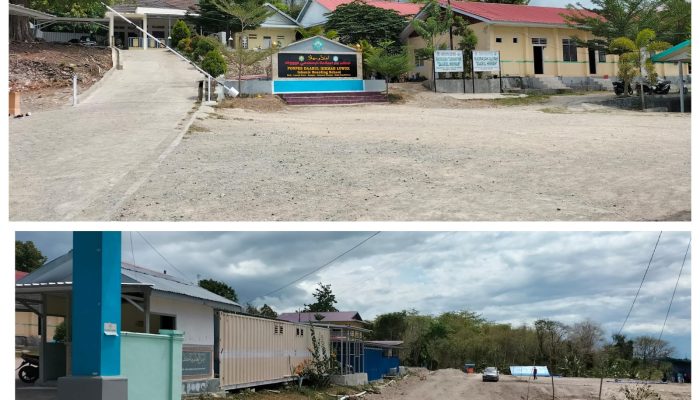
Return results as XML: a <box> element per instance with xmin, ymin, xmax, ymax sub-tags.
<box><xmin>278</xmin><ymin>53</ymin><xmax>358</xmax><ymax>78</ymax></box>
<box><xmin>472</xmin><ymin>51</ymin><xmax>500</xmax><ymax>71</ymax></box>
<box><xmin>434</xmin><ymin>50</ymin><xmax>464</xmax><ymax>73</ymax></box>
<box><xmin>182</xmin><ymin>350</ymin><xmax>212</xmax><ymax>377</ymax></box>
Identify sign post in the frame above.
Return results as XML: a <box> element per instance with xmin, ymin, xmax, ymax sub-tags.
<box><xmin>434</xmin><ymin>50</ymin><xmax>464</xmax><ymax>93</ymax></box>
<box><xmin>472</xmin><ymin>50</ymin><xmax>501</xmax><ymax>93</ymax></box>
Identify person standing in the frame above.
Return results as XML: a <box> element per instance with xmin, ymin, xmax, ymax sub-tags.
<box><xmin>533</xmin><ymin>367</ymin><xmax>538</xmax><ymax>380</ymax></box>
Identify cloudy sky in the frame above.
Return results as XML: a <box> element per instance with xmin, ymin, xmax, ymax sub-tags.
<box><xmin>16</xmin><ymin>231</ymin><xmax>691</xmax><ymax>357</ymax></box>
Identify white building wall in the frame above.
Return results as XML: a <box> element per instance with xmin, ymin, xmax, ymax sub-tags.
<box><xmin>150</xmin><ymin>294</ymin><xmax>214</xmax><ymax>346</ymax></box>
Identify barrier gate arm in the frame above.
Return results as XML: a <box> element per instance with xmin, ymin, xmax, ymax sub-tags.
<box><xmin>102</xmin><ymin>3</ymin><xmax>239</xmax><ymax>100</ymax></box>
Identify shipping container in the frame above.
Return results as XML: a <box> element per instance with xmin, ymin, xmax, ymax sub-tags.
<box><xmin>217</xmin><ymin>312</ymin><xmax>331</xmax><ymax>390</ymax></box>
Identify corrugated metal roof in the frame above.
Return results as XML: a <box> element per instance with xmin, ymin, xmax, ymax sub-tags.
<box><xmin>440</xmin><ymin>0</ymin><xmax>601</xmax><ymax>25</ymax></box>
<box><xmin>315</xmin><ymin>0</ymin><xmax>421</xmax><ymax>16</ymax></box>
<box><xmin>365</xmin><ymin>340</ymin><xmax>403</xmax><ymax>348</ymax></box>
<box><xmin>277</xmin><ymin>311</ymin><xmax>365</xmax><ymax>323</ymax></box>
<box><xmin>16</xmin><ymin>251</ymin><xmax>241</xmax><ymax>310</ymax></box>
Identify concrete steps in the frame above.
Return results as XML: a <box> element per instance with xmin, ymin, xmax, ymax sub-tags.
<box><xmin>588</xmin><ymin>77</ymin><xmax>614</xmax><ymax>91</ymax></box>
<box><xmin>530</xmin><ymin>76</ymin><xmax>570</xmax><ymax>90</ymax></box>
<box><xmin>280</xmin><ymin>92</ymin><xmax>388</xmax><ymax>105</ymax></box>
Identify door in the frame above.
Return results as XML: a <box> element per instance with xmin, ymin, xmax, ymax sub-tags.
<box><xmin>263</xmin><ymin>36</ymin><xmax>272</xmax><ymax>49</ymax></box>
<box><xmin>533</xmin><ymin>46</ymin><xmax>544</xmax><ymax>74</ymax></box>
<box><xmin>588</xmin><ymin>48</ymin><xmax>597</xmax><ymax>74</ymax></box>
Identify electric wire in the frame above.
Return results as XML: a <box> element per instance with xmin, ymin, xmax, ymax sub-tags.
<box><xmin>246</xmin><ymin>231</ymin><xmax>381</xmax><ymax>303</ymax></box>
<box><xmin>617</xmin><ymin>231</ymin><xmax>662</xmax><ymax>336</ymax></box>
<box><xmin>136</xmin><ymin>231</ymin><xmax>196</xmax><ymax>283</ymax></box>
<box><xmin>657</xmin><ymin>238</ymin><xmax>690</xmax><ymax>342</ymax></box>
<box><xmin>129</xmin><ymin>231</ymin><xmax>136</xmax><ymax>266</ymax></box>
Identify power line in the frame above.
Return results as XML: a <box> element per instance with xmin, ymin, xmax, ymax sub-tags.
<box><xmin>247</xmin><ymin>232</ymin><xmax>381</xmax><ymax>303</ymax></box>
<box><xmin>618</xmin><ymin>231</ymin><xmax>662</xmax><ymax>336</ymax></box>
<box><xmin>136</xmin><ymin>231</ymin><xmax>195</xmax><ymax>283</ymax></box>
<box><xmin>129</xmin><ymin>231</ymin><xmax>136</xmax><ymax>266</ymax></box>
<box><xmin>657</xmin><ymin>238</ymin><xmax>690</xmax><ymax>342</ymax></box>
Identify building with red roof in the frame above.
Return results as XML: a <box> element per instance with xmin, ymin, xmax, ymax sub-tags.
<box><xmin>297</xmin><ymin>0</ymin><xmax>422</xmax><ymax>28</ymax></box>
<box><xmin>402</xmin><ymin>0</ymin><xmax>618</xmax><ymax>80</ymax></box>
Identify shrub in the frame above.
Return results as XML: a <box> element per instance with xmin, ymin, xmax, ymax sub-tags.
<box><xmin>177</xmin><ymin>37</ymin><xmax>193</xmax><ymax>54</ymax></box>
<box><xmin>299</xmin><ymin>325</ymin><xmax>339</xmax><ymax>388</ymax></box>
<box><xmin>201</xmin><ymin>50</ymin><xmax>227</xmax><ymax>77</ymax></box>
<box><xmin>193</xmin><ymin>36</ymin><xmax>222</xmax><ymax>61</ymax></box>
<box><xmin>613</xmin><ymin>384</ymin><xmax>661</xmax><ymax>400</ymax></box>
<box><xmin>171</xmin><ymin>20</ymin><xmax>191</xmax><ymax>47</ymax></box>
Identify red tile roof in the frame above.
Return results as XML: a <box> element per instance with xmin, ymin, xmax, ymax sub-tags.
<box><xmin>317</xmin><ymin>0</ymin><xmax>422</xmax><ymax>16</ymax></box>
<box><xmin>440</xmin><ymin>0</ymin><xmax>601</xmax><ymax>25</ymax></box>
<box><xmin>15</xmin><ymin>270</ymin><xmax>29</xmax><ymax>281</ymax></box>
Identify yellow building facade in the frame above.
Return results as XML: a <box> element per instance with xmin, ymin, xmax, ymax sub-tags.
<box><xmin>232</xmin><ymin>3</ymin><xmax>300</xmax><ymax>50</ymax></box>
<box><xmin>404</xmin><ymin>2</ymin><xmax>686</xmax><ymax>80</ymax></box>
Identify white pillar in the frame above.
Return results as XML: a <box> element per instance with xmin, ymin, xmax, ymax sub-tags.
<box><xmin>142</xmin><ymin>15</ymin><xmax>148</xmax><ymax>50</ymax></box>
<box><xmin>108</xmin><ymin>13</ymin><xmax>114</xmax><ymax>47</ymax></box>
<box><xmin>679</xmin><ymin>62</ymin><xmax>685</xmax><ymax>113</ymax></box>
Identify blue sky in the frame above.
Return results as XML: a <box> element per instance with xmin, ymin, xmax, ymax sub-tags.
<box><xmin>16</xmin><ymin>231</ymin><xmax>691</xmax><ymax>358</ymax></box>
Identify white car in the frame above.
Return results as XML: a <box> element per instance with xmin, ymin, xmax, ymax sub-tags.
<box><xmin>482</xmin><ymin>366</ymin><xmax>499</xmax><ymax>382</ymax></box>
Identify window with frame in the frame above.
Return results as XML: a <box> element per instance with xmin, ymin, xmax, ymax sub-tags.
<box><xmin>531</xmin><ymin>38</ymin><xmax>547</xmax><ymax>46</ymax></box>
<box><xmin>296</xmin><ymin>328</ymin><xmax>304</xmax><ymax>336</ymax></box>
<box><xmin>415</xmin><ymin>54</ymin><xmax>424</xmax><ymax>67</ymax></box>
<box><xmin>496</xmin><ymin>37</ymin><xmax>502</xmax><ymax>43</ymax></box>
<box><xmin>248</xmin><ymin>34</ymin><xmax>257</xmax><ymax>39</ymax></box>
<box><xmin>598</xmin><ymin>49</ymin><xmax>607</xmax><ymax>63</ymax></box>
<box><xmin>562</xmin><ymin>39</ymin><xmax>578</xmax><ymax>62</ymax></box>
<box><xmin>513</xmin><ymin>37</ymin><xmax>518</xmax><ymax>43</ymax></box>
<box><xmin>274</xmin><ymin>324</ymin><xmax>284</xmax><ymax>335</ymax></box>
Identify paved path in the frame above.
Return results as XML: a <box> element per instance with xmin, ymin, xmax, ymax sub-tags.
<box><xmin>10</xmin><ymin>49</ymin><xmax>202</xmax><ymax>220</ymax></box>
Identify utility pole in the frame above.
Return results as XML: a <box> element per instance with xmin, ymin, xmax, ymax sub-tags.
<box><xmin>447</xmin><ymin>0</ymin><xmax>453</xmax><ymax>50</ymax></box>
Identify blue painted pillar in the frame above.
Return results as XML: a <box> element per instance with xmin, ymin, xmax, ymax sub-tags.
<box><xmin>72</xmin><ymin>231</ymin><xmax>122</xmax><ymax>376</ymax></box>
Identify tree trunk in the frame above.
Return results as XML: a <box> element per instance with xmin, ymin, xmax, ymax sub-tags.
<box><xmin>9</xmin><ymin>0</ymin><xmax>34</xmax><ymax>42</ymax></box>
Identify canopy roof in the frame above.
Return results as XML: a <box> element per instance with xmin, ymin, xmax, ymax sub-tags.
<box><xmin>652</xmin><ymin>40</ymin><xmax>691</xmax><ymax>63</ymax></box>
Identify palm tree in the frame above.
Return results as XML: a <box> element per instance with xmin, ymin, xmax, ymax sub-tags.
<box><xmin>610</xmin><ymin>29</ymin><xmax>670</xmax><ymax>104</ymax></box>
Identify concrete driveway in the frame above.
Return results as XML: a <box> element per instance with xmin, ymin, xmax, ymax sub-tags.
<box><xmin>10</xmin><ymin>49</ymin><xmax>203</xmax><ymax>220</ymax></box>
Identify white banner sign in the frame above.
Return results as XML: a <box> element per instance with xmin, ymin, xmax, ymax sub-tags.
<box><xmin>434</xmin><ymin>50</ymin><xmax>464</xmax><ymax>73</ymax></box>
<box><xmin>472</xmin><ymin>51</ymin><xmax>500</xmax><ymax>71</ymax></box>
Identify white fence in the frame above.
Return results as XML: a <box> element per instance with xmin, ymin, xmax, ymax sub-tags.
<box><xmin>36</xmin><ymin>29</ymin><xmax>106</xmax><ymax>43</ymax></box>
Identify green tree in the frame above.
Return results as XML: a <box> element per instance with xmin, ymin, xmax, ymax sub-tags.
<box><xmin>211</xmin><ymin>0</ymin><xmax>273</xmax><ymax>40</ymax></box>
<box><xmin>171</xmin><ymin>20</ymin><xmax>192</xmax><ymax>49</ymax></box>
<box><xmin>192</xmin><ymin>36</ymin><xmax>223</xmax><ymax>61</ymax></box>
<box><xmin>198</xmin><ymin>278</ymin><xmax>238</xmax><ymax>302</ymax></box>
<box><xmin>655</xmin><ymin>0</ymin><xmax>691</xmax><ymax>44</ymax></box>
<box><xmin>186</xmin><ymin>0</ymin><xmax>240</xmax><ymax>39</ymax></box>
<box><xmin>325</xmin><ymin>1</ymin><xmax>410</xmax><ymax>51</ymax></box>
<box><xmin>53</xmin><ymin>321</ymin><xmax>67</xmax><ymax>342</ymax></box>
<box><xmin>564</xmin><ymin>0</ymin><xmax>660</xmax><ymax>45</ymax></box>
<box><xmin>15</xmin><ymin>240</ymin><xmax>47</xmax><ymax>273</ymax></box>
<box><xmin>411</xmin><ymin>0</ymin><xmax>454</xmax><ymax>82</ymax></box>
<box><xmin>296</xmin><ymin>26</ymin><xmax>338</xmax><ymax>40</ymax></box>
<box><xmin>370</xmin><ymin>311</ymin><xmax>408</xmax><ymax>340</ymax></box>
<box><xmin>226</xmin><ymin>44</ymin><xmax>279</xmax><ymax>90</ymax></box>
<box><xmin>202</xmin><ymin>49</ymin><xmax>228</xmax><ymax>77</ymax></box>
<box><xmin>245</xmin><ymin>303</ymin><xmax>260</xmax><ymax>315</ymax></box>
<box><xmin>364</xmin><ymin>44</ymin><xmax>413</xmax><ymax>95</ymax></box>
<box><xmin>303</xmin><ymin>283</ymin><xmax>339</xmax><ymax>312</ymax></box>
<box><xmin>609</xmin><ymin>28</ymin><xmax>670</xmax><ymax>102</ymax></box>
<box><xmin>259</xmin><ymin>304</ymin><xmax>278</xmax><ymax>318</ymax></box>
<box><xmin>10</xmin><ymin>0</ymin><xmax>108</xmax><ymax>41</ymax></box>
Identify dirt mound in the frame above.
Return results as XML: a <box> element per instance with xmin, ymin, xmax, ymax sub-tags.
<box><xmin>8</xmin><ymin>42</ymin><xmax>113</xmax><ymax>111</ymax></box>
<box><xmin>9</xmin><ymin>42</ymin><xmax>112</xmax><ymax>92</ymax></box>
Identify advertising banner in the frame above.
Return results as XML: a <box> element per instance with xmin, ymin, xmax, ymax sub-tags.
<box><xmin>434</xmin><ymin>50</ymin><xmax>464</xmax><ymax>73</ymax></box>
<box><xmin>472</xmin><ymin>51</ymin><xmax>500</xmax><ymax>71</ymax></box>
<box><xmin>278</xmin><ymin>53</ymin><xmax>357</xmax><ymax>78</ymax></box>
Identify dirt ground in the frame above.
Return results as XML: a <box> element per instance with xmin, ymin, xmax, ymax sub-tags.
<box><xmin>9</xmin><ymin>42</ymin><xmax>112</xmax><ymax>112</ymax></box>
<box><xmin>115</xmin><ymin>83</ymin><xmax>690</xmax><ymax>221</ymax></box>
<box><xmin>366</xmin><ymin>369</ymin><xmax>691</xmax><ymax>400</ymax></box>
